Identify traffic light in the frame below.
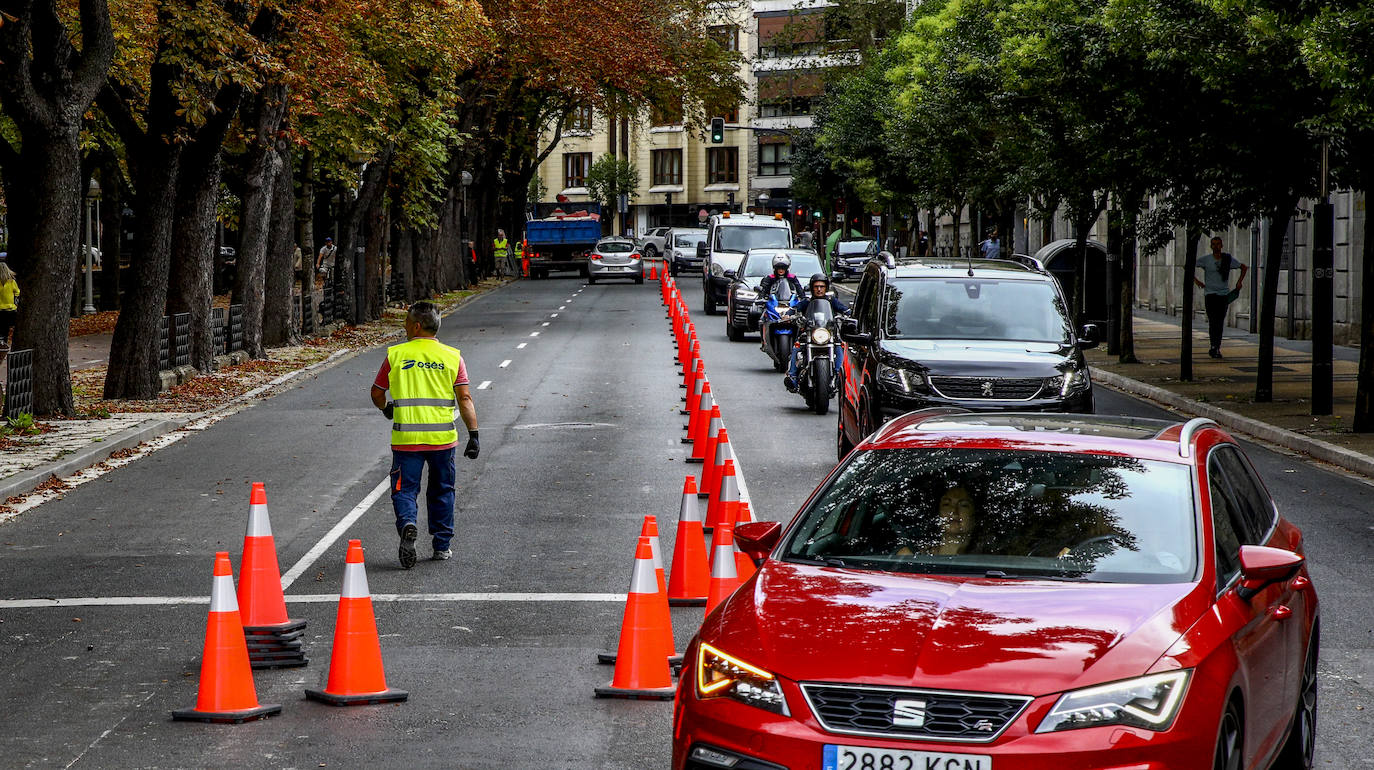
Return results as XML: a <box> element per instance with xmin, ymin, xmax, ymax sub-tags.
<box><xmin>710</xmin><ymin>117</ymin><xmax>725</xmax><ymax>144</ymax></box>
<box><xmin>796</xmin><ymin>207</ymin><xmax>805</xmax><ymax>218</ymax></box>
<box><xmin>812</xmin><ymin>210</ymin><xmax>822</xmax><ymax>220</ymax></box>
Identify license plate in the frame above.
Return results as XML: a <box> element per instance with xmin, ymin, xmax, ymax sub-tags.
<box><xmin>824</xmin><ymin>744</ymin><xmax>991</xmax><ymax>770</ymax></box>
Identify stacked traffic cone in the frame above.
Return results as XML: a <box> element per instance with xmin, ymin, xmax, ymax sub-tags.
<box><xmin>172</xmin><ymin>552</ymin><xmax>283</xmax><ymax>724</ymax></box>
<box><xmin>689</xmin><ymin>405</ymin><xmax>721</xmax><ymax>464</ymax></box>
<box><xmin>705</xmin><ymin>524</ymin><xmax>741</xmax><ymax>615</ymax></box>
<box><xmin>593</xmin><ymin>536</ymin><xmax>677</xmax><ymax>700</ymax></box>
<box><xmin>681</xmin><ymin>360</ymin><xmax>704</xmax><ymax>416</ymax></box>
<box><xmin>666</xmin><ymin>477</ymin><xmax>710</xmax><ymax>607</ymax></box>
<box><xmin>598</xmin><ymin>517</ymin><xmax>681</xmax><ymax>667</ymax></box>
<box><xmin>683</xmin><ymin>382</ymin><xmax>712</xmax><ymax>445</ymax></box>
<box><xmin>700</xmin><ymin>427</ymin><xmax>733</xmax><ymax>502</ymax></box>
<box><xmin>305</xmin><ymin>540</ymin><xmax>408</xmax><ymax>706</ymax></box>
<box><xmin>237</xmin><ymin>483</ymin><xmax>308</xmax><ymax>670</ymax></box>
<box><xmin>680</xmin><ymin>342</ymin><xmax>698</xmax><ymax>391</ymax></box>
<box><xmin>705</xmin><ymin>459</ymin><xmax>740</xmax><ymax>533</ymax></box>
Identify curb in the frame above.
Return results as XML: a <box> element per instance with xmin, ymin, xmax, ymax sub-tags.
<box><xmin>1093</xmin><ymin>369</ymin><xmax>1374</xmax><ymax>479</ymax></box>
<box><xmin>0</xmin><ymin>416</ymin><xmax>189</xmax><ymax>501</ymax></box>
<box><xmin>1</xmin><ymin>280</ymin><xmax>513</xmax><ymax>503</ymax></box>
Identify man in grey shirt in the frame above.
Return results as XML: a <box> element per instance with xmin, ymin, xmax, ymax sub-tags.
<box><xmin>1194</xmin><ymin>236</ymin><xmax>1248</xmax><ymax>358</ymax></box>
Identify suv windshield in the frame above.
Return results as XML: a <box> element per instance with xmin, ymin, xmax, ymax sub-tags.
<box><xmin>885</xmin><ymin>278</ymin><xmax>1070</xmax><ymax>343</ymax></box>
<box><xmin>675</xmin><ymin>233</ymin><xmax>705</xmax><ymax>248</ymax></box>
<box><xmin>715</xmin><ymin>226</ymin><xmax>790</xmax><ymax>254</ymax></box>
<box><xmin>784</xmin><ymin>448</ymin><xmax>1197</xmax><ymax>583</ymax></box>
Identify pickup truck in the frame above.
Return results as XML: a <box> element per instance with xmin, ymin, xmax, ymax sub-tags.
<box><xmin>524</xmin><ymin>202</ymin><xmax>603</xmax><ymax>279</ymax></box>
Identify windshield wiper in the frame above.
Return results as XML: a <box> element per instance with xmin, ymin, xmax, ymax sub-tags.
<box><xmin>822</xmin><ymin>557</ymin><xmax>848</xmax><ymax>568</ymax></box>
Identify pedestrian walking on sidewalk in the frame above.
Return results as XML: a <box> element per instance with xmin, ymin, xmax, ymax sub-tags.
<box><xmin>1194</xmin><ymin>237</ymin><xmax>1248</xmax><ymax>359</ymax></box>
<box><xmin>0</xmin><ymin>257</ymin><xmax>19</xmax><ymax>349</ymax></box>
<box><xmin>369</xmin><ymin>301</ymin><xmax>480</xmax><ymax>569</ymax></box>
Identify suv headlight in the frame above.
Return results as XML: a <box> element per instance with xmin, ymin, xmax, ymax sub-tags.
<box><xmin>1047</xmin><ymin>368</ymin><xmax>1091</xmax><ymax>397</ymax></box>
<box><xmin>811</xmin><ymin>327</ymin><xmax>832</xmax><ymax>345</ymax></box>
<box><xmin>877</xmin><ymin>364</ymin><xmax>927</xmax><ymax>394</ymax></box>
<box><xmin>696</xmin><ymin>643</ymin><xmax>789</xmax><ymax>715</ymax></box>
<box><xmin>710</xmin><ymin>262</ymin><xmax>725</xmax><ymax>278</ymax></box>
<box><xmin>1037</xmin><ymin>670</ymin><xmax>1191</xmax><ymax>733</ymax></box>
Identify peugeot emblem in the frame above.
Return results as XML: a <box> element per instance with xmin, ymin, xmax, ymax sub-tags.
<box><xmin>892</xmin><ymin>699</ymin><xmax>927</xmax><ymax>728</ymax></box>
<box><xmin>981</xmin><ymin>380</ymin><xmax>995</xmax><ymax>397</ymax></box>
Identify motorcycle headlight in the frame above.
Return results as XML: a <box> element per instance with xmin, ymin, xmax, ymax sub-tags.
<box><xmin>696</xmin><ymin>642</ymin><xmax>789</xmax><ymax>715</ymax></box>
<box><xmin>710</xmin><ymin>262</ymin><xmax>725</xmax><ymax>278</ymax></box>
<box><xmin>811</xmin><ymin>327</ymin><xmax>832</xmax><ymax>345</ymax></box>
<box><xmin>877</xmin><ymin>364</ymin><xmax>927</xmax><ymax>394</ymax></box>
<box><xmin>736</xmin><ymin>288</ymin><xmax>758</xmax><ymax>301</ymax></box>
<box><xmin>1037</xmin><ymin>670</ymin><xmax>1190</xmax><ymax>733</ymax></box>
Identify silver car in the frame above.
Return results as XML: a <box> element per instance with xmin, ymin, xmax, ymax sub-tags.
<box><xmin>587</xmin><ymin>237</ymin><xmax>644</xmax><ymax>284</ymax></box>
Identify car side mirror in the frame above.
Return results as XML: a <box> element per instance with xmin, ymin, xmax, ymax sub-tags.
<box><xmin>734</xmin><ymin>521</ymin><xmax>783</xmax><ymax>565</ymax></box>
<box><xmin>723</xmin><ymin>269</ymin><xmax>735</xmax><ymax>279</ymax></box>
<box><xmin>1236</xmin><ymin>545</ymin><xmax>1304</xmax><ymax>601</ymax></box>
<box><xmin>1077</xmin><ymin>323</ymin><xmax>1100</xmax><ymax>349</ymax></box>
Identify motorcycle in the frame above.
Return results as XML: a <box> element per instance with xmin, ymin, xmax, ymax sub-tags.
<box><xmin>759</xmin><ymin>280</ymin><xmax>801</xmax><ymax>373</ymax></box>
<box><xmin>794</xmin><ymin>300</ymin><xmax>841</xmax><ymax>415</ymax></box>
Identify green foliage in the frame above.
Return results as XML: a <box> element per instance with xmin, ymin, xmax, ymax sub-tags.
<box><xmin>528</xmin><ymin>173</ymin><xmax>547</xmax><ymax>203</ymax></box>
<box><xmin>584</xmin><ymin>154</ymin><xmax>640</xmax><ymax>210</ymax></box>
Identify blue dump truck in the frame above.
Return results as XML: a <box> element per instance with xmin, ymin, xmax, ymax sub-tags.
<box><xmin>524</xmin><ymin>202</ymin><xmax>604</xmax><ymax>279</ymax></box>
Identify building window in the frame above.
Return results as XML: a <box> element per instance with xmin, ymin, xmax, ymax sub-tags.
<box><xmin>651</xmin><ymin>101</ymin><xmax>684</xmax><ymax>126</ymax></box>
<box><xmin>758</xmin><ymin>97</ymin><xmax>813</xmax><ymax>118</ymax></box>
<box><xmin>707</xmin><ymin>147</ymin><xmax>739</xmax><ymax>184</ymax></box>
<box><xmin>757</xmin><ymin>71</ymin><xmax>824</xmax><ymax>118</ymax></box>
<box><xmin>707</xmin><ymin>101</ymin><xmax>740</xmax><ymax>124</ymax></box>
<box><xmin>564</xmin><ymin>152</ymin><xmax>592</xmax><ymax>188</ymax></box>
<box><xmin>652</xmin><ymin>149</ymin><xmax>683</xmax><ymax>186</ymax></box>
<box><xmin>757</xmin><ymin>11</ymin><xmax>825</xmax><ymax>59</ymax></box>
<box><xmin>563</xmin><ymin>105</ymin><xmax>593</xmax><ymax>132</ymax></box>
<box><xmin>708</xmin><ymin>24</ymin><xmax>739</xmax><ymax>52</ymax></box>
<box><xmin>759</xmin><ymin>141</ymin><xmax>791</xmax><ymax>177</ymax></box>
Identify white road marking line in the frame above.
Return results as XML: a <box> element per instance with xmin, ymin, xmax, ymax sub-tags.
<box><xmin>0</xmin><ymin>593</ymin><xmax>628</xmax><ymax>609</ymax></box>
<box><xmin>541</xmin><ymin>322</ymin><xmax>550</xmax><ymax>327</ymax></box>
<box><xmin>559</xmin><ymin>306</ymin><xmax>566</xmax><ymax>310</ymax></box>
<box><xmin>550</xmin><ymin>313</ymin><xmax>558</xmax><ymax>318</ymax></box>
<box><xmin>499</xmin><ymin>359</ymin><xmax>512</xmax><ymax>368</ymax></box>
<box><xmin>477</xmin><ymin>381</ymin><xmax>492</xmax><ymax>390</ymax></box>
<box><xmin>517</xmin><ymin>342</ymin><xmax>527</xmax><ymax>349</ymax></box>
<box><xmin>529</xmin><ymin>331</ymin><xmax>540</xmax><ymax>337</ymax></box>
<box><xmin>280</xmin><ymin>479</ymin><xmax>390</xmax><ymax>589</ymax></box>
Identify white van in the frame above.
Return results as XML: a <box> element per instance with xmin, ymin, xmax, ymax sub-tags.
<box><xmin>698</xmin><ymin>212</ymin><xmax>792</xmax><ymax>314</ymax></box>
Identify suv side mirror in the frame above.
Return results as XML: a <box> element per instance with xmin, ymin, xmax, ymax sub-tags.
<box><xmin>1077</xmin><ymin>323</ymin><xmax>1100</xmax><ymax>349</ymax></box>
<box><xmin>696</xmin><ymin>243</ymin><xmax>707</xmax><ymax>260</ymax></box>
<box><xmin>1236</xmin><ymin>545</ymin><xmax>1304</xmax><ymax>601</ymax></box>
<box><xmin>734</xmin><ymin>521</ymin><xmax>782</xmax><ymax>565</ymax></box>
<box><xmin>839</xmin><ymin>317</ymin><xmax>869</xmax><ymax>344</ymax></box>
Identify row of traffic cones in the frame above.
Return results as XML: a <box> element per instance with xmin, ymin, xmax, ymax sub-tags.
<box><xmin>594</xmin><ymin>269</ymin><xmax>763</xmax><ymax>699</ymax></box>
<box><xmin>173</xmin><ymin>484</ymin><xmax>406</xmax><ymax>723</ymax></box>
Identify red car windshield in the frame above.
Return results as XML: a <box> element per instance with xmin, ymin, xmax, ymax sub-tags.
<box><xmin>784</xmin><ymin>447</ymin><xmax>1198</xmax><ymax>583</ymax></box>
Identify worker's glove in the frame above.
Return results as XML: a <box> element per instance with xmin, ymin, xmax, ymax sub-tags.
<box><xmin>464</xmin><ymin>431</ymin><xmax>480</xmax><ymax>460</ymax></box>
<box><xmin>382</xmin><ymin>402</ymin><xmax>394</xmax><ymax>420</ymax></box>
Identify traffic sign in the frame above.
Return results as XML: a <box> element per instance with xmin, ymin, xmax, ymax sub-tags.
<box><xmin>871</xmin><ymin>215</ymin><xmax>881</xmax><ymax>227</ymax></box>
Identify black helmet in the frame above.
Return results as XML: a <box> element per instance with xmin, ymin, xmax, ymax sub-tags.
<box><xmin>809</xmin><ymin>273</ymin><xmax>829</xmax><ymax>289</ymax></box>
<box><xmin>771</xmin><ymin>254</ymin><xmax>791</xmax><ymax>271</ymax></box>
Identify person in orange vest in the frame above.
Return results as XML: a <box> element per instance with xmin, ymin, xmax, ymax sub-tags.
<box><xmin>369</xmin><ymin>301</ymin><xmax>480</xmax><ymax>568</ymax></box>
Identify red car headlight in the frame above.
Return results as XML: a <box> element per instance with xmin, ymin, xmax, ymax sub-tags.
<box><xmin>696</xmin><ymin>642</ymin><xmax>789</xmax><ymax>715</ymax></box>
<box><xmin>1037</xmin><ymin>670</ymin><xmax>1191</xmax><ymax>733</ymax></box>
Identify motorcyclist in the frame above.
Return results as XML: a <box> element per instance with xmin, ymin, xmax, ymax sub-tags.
<box><xmin>758</xmin><ymin>254</ymin><xmax>803</xmax><ymax>297</ymax></box>
<box><xmin>784</xmin><ymin>273</ymin><xmax>849</xmax><ymax>392</ymax></box>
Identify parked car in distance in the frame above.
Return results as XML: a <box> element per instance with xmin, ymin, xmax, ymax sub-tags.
<box><xmin>829</xmin><ymin>238</ymin><xmax>878</xmax><ymax>281</ymax></box>
<box><xmin>837</xmin><ymin>255</ymin><xmax>1096</xmax><ymax>458</ymax></box>
<box><xmin>666</xmin><ymin>228</ymin><xmax>709</xmax><ymax>276</ymax></box>
<box><xmin>640</xmin><ymin>226</ymin><xmax>671</xmax><ymax>259</ymax></box>
<box><xmin>674</xmin><ymin>411</ymin><xmax>1318</xmax><ymax>770</ymax></box>
<box><xmin>587</xmin><ymin>237</ymin><xmax>644</xmax><ymax>284</ymax></box>
<box><xmin>725</xmin><ymin>248</ymin><xmax>824</xmax><ymax>341</ymax></box>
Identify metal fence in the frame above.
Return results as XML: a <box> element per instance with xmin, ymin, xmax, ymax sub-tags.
<box><xmin>157</xmin><ymin>316</ymin><xmax>171</xmax><ymax>371</ymax></box>
<box><xmin>211</xmin><ymin>307</ymin><xmax>226</xmax><ymax>354</ymax></box>
<box><xmin>3</xmin><ymin>348</ymin><xmax>34</xmax><ymax>419</ymax></box>
<box><xmin>172</xmin><ymin>313</ymin><xmax>191</xmax><ymax>367</ymax></box>
<box><xmin>228</xmin><ymin>305</ymin><xmax>243</xmax><ymax>352</ymax></box>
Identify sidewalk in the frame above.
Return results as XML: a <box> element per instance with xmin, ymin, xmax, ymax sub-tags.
<box><xmin>0</xmin><ymin>279</ymin><xmax>511</xmax><ymax>511</ymax></box>
<box><xmin>1085</xmin><ymin>308</ymin><xmax>1374</xmax><ymax>476</ymax></box>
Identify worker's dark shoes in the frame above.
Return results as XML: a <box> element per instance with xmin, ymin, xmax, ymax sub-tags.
<box><xmin>431</xmin><ymin>548</ymin><xmax>452</xmax><ymax>561</ymax></box>
<box><xmin>398</xmin><ymin>523</ymin><xmax>418</xmax><ymax>570</ymax></box>
<box><xmin>783</xmin><ymin>375</ymin><xmax>797</xmax><ymax>393</ymax></box>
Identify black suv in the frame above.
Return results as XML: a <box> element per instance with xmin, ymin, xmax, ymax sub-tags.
<box><xmin>836</xmin><ymin>256</ymin><xmax>1097</xmax><ymax>458</ymax></box>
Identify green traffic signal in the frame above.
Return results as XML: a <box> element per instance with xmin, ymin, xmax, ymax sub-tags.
<box><xmin>710</xmin><ymin>117</ymin><xmax>724</xmax><ymax>144</ymax></box>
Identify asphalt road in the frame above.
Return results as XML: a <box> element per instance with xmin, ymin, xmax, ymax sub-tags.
<box><xmin>0</xmin><ymin>275</ymin><xmax>1368</xmax><ymax>768</ymax></box>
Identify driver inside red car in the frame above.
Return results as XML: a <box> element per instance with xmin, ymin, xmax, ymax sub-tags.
<box><xmin>892</xmin><ymin>485</ymin><xmax>979</xmax><ymax>556</ymax></box>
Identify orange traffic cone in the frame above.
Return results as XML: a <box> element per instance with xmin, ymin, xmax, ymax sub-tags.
<box><xmin>705</xmin><ymin>459</ymin><xmax>740</xmax><ymax>533</ymax></box>
<box><xmin>648</xmin><ymin>259</ymin><xmax>658</xmax><ymax>281</ymax></box>
<box><xmin>666</xmin><ymin>477</ymin><xmax>710</xmax><ymax>606</ymax></box>
<box><xmin>594</xmin><ymin>536</ymin><xmax>677</xmax><ymax>700</ymax></box>
<box><xmin>736</xmin><ymin>499</ymin><xmax>755</xmax><ymax>524</ymax></box>
<box><xmin>683</xmin><ymin>382</ymin><xmax>712</xmax><ymax>444</ymax></box>
<box><xmin>689</xmin><ymin>405</ymin><xmax>721</xmax><ymax>464</ymax></box>
<box><xmin>681</xmin><ymin>360</ymin><xmax>704</xmax><ymax>416</ymax></box>
<box><xmin>238</xmin><ymin>483</ymin><xmax>306</xmax><ymax>634</ymax></box>
<box><xmin>734</xmin><ymin>504</ymin><xmax>758</xmax><ymax>582</ymax></box>
<box><xmin>172</xmin><ymin>552</ymin><xmax>282</xmax><ymax>723</ymax></box>
<box><xmin>700</xmin><ymin>426</ymin><xmax>731</xmax><ymax>500</ymax></box>
<box><xmin>705</xmin><ymin>524</ymin><xmax>741</xmax><ymax>615</ymax></box>
<box><xmin>305</xmin><ymin>540</ymin><xmax>408</xmax><ymax>706</ymax></box>
<box><xmin>598</xmin><ymin>516</ymin><xmax>681</xmax><ymax>667</ymax></box>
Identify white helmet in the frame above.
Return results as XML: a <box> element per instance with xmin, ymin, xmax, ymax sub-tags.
<box><xmin>771</xmin><ymin>254</ymin><xmax>792</xmax><ymax>271</ymax></box>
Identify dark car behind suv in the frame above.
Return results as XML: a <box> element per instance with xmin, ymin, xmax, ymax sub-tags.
<box><xmin>837</xmin><ymin>255</ymin><xmax>1097</xmax><ymax>458</ymax></box>
<box><xmin>829</xmin><ymin>238</ymin><xmax>877</xmax><ymax>281</ymax></box>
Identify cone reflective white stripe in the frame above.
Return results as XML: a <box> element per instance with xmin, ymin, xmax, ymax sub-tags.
<box><xmin>209</xmin><ymin>572</ymin><xmax>239</xmax><ymax>613</ymax></box>
<box><xmin>245</xmin><ymin>501</ymin><xmax>272</xmax><ymax>537</ymax></box>
<box><xmin>711</xmin><ymin>534</ymin><xmax>737</xmax><ymax>580</ymax></box>
<box><xmin>629</xmin><ymin>548</ymin><xmax>657</xmax><ymax>595</ymax></box>
<box><xmin>680</xmin><ymin>484</ymin><xmax>703</xmax><ymax>523</ymax></box>
<box><xmin>705</xmin><ymin>524</ymin><xmax>740</xmax><ymax>615</ymax></box>
<box><xmin>341</xmin><ymin>560</ymin><xmax>370</xmax><ymax>599</ymax></box>
<box><xmin>648</xmin><ymin>523</ymin><xmax>664</xmax><ymax>574</ymax></box>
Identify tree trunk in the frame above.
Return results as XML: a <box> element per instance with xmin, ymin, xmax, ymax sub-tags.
<box><xmin>1180</xmin><ymin>225</ymin><xmax>1200</xmax><ymax>382</ymax></box>
<box><xmin>263</xmin><ymin>137</ymin><xmax>298</xmax><ymax>346</ymax></box>
<box><xmin>1118</xmin><ymin>207</ymin><xmax>1139</xmax><ymax>364</ymax></box>
<box><xmin>1256</xmin><ymin>199</ymin><xmax>1297</xmax><ymax>403</ymax></box>
<box><xmin>233</xmin><ymin>83</ymin><xmax>288</xmax><ymax>358</ymax></box>
<box><xmin>96</xmin><ymin>162</ymin><xmax>124</xmax><ymax>311</ymax></box>
<box><xmin>1354</xmin><ymin>205</ymin><xmax>1374</xmax><ymax>430</ymax></box>
<box><xmin>167</xmin><ymin>139</ymin><xmax>223</xmax><ymax>373</ymax></box>
<box><xmin>394</xmin><ymin>227</ymin><xmax>416</xmax><ymax>301</ymax></box>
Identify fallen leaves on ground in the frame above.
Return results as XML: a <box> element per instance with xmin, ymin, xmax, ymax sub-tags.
<box><xmin>68</xmin><ymin>311</ymin><xmax>121</xmax><ymax>337</ymax></box>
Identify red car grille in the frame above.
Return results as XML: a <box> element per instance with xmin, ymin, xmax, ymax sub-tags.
<box><xmin>800</xmin><ymin>683</ymin><xmax>1030</xmax><ymax>743</ymax></box>
<box><xmin>929</xmin><ymin>376</ymin><xmax>1045</xmax><ymax>400</ymax></box>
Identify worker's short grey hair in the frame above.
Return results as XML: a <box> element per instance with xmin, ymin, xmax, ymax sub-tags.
<box><xmin>407</xmin><ymin>301</ymin><xmax>441</xmax><ymax>334</ymax></box>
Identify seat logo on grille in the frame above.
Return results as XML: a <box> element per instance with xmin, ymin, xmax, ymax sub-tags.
<box><xmin>892</xmin><ymin>699</ymin><xmax>927</xmax><ymax>727</ymax></box>
<box><xmin>981</xmin><ymin>380</ymin><xmax>995</xmax><ymax>397</ymax></box>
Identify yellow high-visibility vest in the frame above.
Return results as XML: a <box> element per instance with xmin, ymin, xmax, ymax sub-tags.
<box><xmin>386</xmin><ymin>337</ymin><xmax>464</xmax><ymax>446</ymax></box>
<box><xmin>494</xmin><ymin>237</ymin><xmax>509</xmax><ymax>260</ymax></box>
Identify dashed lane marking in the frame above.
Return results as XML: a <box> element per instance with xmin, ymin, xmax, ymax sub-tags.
<box><xmin>550</xmin><ymin>313</ymin><xmax>558</xmax><ymax>318</ymax></box>
<box><xmin>517</xmin><ymin>343</ymin><xmax>527</xmax><ymax>349</ymax></box>
<box><xmin>477</xmin><ymin>381</ymin><xmax>492</xmax><ymax>390</ymax></box>
<box><xmin>530</xmin><ymin>331</ymin><xmax>540</xmax><ymax>337</ymax></box>
<box><xmin>499</xmin><ymin>360</ymin><xmax>512</xmax><ymax>368</ymax></box>
<box><xmin>0</xmin><ymin>593</ymin><xmax>627</xmax><ymax>609</ymax></box>
<box><xmin>541</xmin><ymin>322</ymin><xmax>550</xmax><ymax>327</ymax></box>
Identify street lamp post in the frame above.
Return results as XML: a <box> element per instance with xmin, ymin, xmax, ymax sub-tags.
<box><xmin>1312</xmin><ymin>135</ymin><xmax>1333</xmax><ymax>415</ymax></box>
<box><xmin>756</xmin><ymin>191</ymin><xmax>769</xmax><ymax>215</ymax></box>
<box><xmin>460</xmin><ymin>170</ymin><xmax>473</xmax><ymax>281</ymax></box>
<box><xmin>83</xmin><ymin>178</ymin><xmax>100</xmax><ymax>315</ymax></box>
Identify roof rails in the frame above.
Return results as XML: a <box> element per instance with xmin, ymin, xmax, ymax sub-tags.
<box><xmin>1000</xmin><ymin>254</ymin><xmax>1049</xmax><ymax>273</ymax></box>
<box><xmin>1178</xmin><ymin>417</ymin><xmax>1219</xmax><ymax>458</ymax></box>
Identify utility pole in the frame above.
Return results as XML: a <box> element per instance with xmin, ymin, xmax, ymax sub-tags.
<box><xmin>1312</xmin><ymin>135</ymin><xmax>1333</xmax><ymax>415</ymax></box>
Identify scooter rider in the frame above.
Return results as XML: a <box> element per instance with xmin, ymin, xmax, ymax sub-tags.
<box><xmin>785</xmin><ymin>273</ymin><xmax>849</xmax><ymax>392</ymax></box>
<box><xmin>758</xmin><ymin>254</ymin><xmax>803</xmax><ymax>297</ymax></box>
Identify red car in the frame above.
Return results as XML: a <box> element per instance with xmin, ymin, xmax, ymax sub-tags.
<box><xmin>674</xmin><ymin>411</ymin><xmax>1318</xmax><ymax>770</ymax></box>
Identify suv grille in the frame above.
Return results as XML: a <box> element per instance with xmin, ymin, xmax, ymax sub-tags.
<box><xmin>930</xmin><ymin>376</ymin><xmax>1044</xmax><ymax>401</ymax></box>
<box><xmin>800</xmin><ymin>683</ymin><xmax>1030</xmax><ymax>743</ymax></box>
